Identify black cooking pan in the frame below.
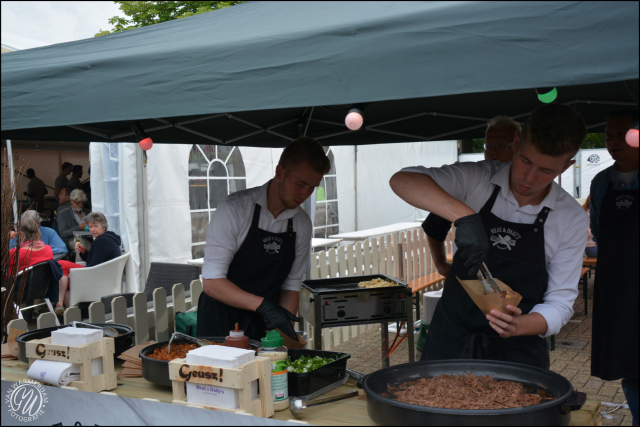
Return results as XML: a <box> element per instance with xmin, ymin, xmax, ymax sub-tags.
<box><xmin>140</xmin><ymin>337</ymin><xmax>261</xmax><ymax>387</ymax></box>
<box><xmin>363</xmin><ymin>360</ymin><xmax>585</xmax><ymax>426</ymax></box>
<box><xmin>16</xmin><ymin>323</ymin><xmax>134</xmax><ymax>364</ymax></box>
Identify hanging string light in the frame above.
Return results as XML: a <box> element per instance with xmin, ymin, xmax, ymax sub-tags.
<box><xmin>536</xmin><ymin>87</ymin><xmax>558</xmax><ymax>103</ymax></box>
<box><xmin>345</xmin><ymin>108</ymin><xmax>364</xmax><ymax>130</ymax></box>
<box><xmin>131</xmin><ymin>123</ymin><xmax>153</xmax><ymax>150</ymax></box>
<box><xmin>626</xmin><ymin>121</ymin><xmax>639</xmax><ymax>147</ymax></box>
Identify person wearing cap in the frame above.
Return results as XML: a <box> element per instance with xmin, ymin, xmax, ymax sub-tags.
<box><xmin>589</xmin><ymin>109</ymin><xmax>639</xmax><ymax>426</ymax></box>
<box><xmin>198</xmin><ymin>137</ymin><xmax>331</xmax><ymax>341</ymax></box>
<box><xmin>390</xmin><ymin>104</ymin><xmax>588</xmax><ymax>369</ymax></box>
<box><xmin>423</xmin><ymin>115</ymin><xmax>521</xmax><ymax>278</ymax></box>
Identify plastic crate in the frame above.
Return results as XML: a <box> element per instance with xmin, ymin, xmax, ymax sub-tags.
<box><xmin>287</xmin><ymin>349</ymin><xmax>350</xmax><ymax>397</ymax></box>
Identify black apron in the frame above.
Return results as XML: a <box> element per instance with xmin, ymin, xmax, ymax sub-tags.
<box><xmin>422</xmin><ymin>185</ymin><xmax>550</xmax><ymax>369</ymax></box>
<box><xmin>197</xmin><ymin>204</ymin><xmax>297</xmax><ymax>341</ymax></box>
<box><xmin>591</xmin><ymin>182</ymin><xmax>639</xmax><ymax>381</ymax></box>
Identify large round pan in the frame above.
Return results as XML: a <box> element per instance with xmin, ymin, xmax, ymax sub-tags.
<box><xmin>140</xmin><ymin>337</ymin><xmax>261</xmax><ymax>387</ymax></box>
<box><xmin>363</xmin><ymin>360</ymin><xmax>585</xmax><ymax>426</ymax></box>
<box><xmin>16</xmin><ymin>323</ymin><xmax>134</xmax><ymax>364</ymax></box>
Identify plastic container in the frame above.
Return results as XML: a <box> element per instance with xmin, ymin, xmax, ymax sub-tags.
<box><xmin>225</xmin><ymin>323</ymin><xmax>249</xmax><ymax>350</ymax></box>
<box><xmin>415</xmin><ymin>319</ymin><xmax>429</xmax><ymax>360</ymax></box>
<box><xmin>287</xmin><ymin>349</ymin><xmax>350</xmax><ymax>397</ymax></box>
<box><xmin>258</xmin><ymin>331</ymin><xmax>289</xmax><ymax>411</ymax></box>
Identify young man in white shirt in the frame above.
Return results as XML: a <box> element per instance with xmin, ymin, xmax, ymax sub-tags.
<box><xmin>390</xmin><ymin>104</ymin><xmax>588</xmax><ymax>369</ymax></box>
<box><xmin>198</xmin><ymin>137</ymin><xmax>330</xmax><ymax>340</ymax></box>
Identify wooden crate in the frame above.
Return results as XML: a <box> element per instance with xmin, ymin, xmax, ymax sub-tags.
<box><xmin>169</xmin><ymin>356</ymin><xmax>274</xmax><ymax>418</ymax></box>
<box><xmin>25</xmin><ymin>337</ymin><xmax>117</xmax><ymax>393</ymax></box>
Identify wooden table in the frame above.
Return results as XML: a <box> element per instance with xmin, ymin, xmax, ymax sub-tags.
<box><xmin>1</xmin><ymin>359</ymin><xmax>601</xmax><ymax>426</ymax></box>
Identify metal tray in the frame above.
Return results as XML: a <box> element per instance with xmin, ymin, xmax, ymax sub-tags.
<box><xmin>302</xmin><ymin>274</ymin><xmax>407</xmax><ymax>294</ymax></box>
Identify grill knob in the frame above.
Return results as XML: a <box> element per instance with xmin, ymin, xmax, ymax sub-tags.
<box><xmin>337</xmin><ymin>310</ymin><xmax>346</xmax><ymax>318</ymax></box>
<box><xmin>383</xmin><ymin>306</ymin><xmax>391</xmax><ymax>314</ymax></box>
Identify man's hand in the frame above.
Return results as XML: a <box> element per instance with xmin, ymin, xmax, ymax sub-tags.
<box><xmin>78</xmin><ymin>222</ymin><xmax>86</xmax><ymax>230</ymax></box>
<box><xmin>435</xmin><ymin>261</ymin><xmax>452</xmax><ymax>277</ymax></box>
<box><xmin>10</xmin><ymin>230</ymin><xmax>17</xmax><ymax>240</ymax></box>
<box><xmin>487</xmin><ymin>305</ymin><xmax>522</xmax><ymax>338</ymax></box>
<box><xmin>256</xmin><ymin>299</ymin><xmax>299</xmax><ymax>340</ymax></box>
<box><xmin>75</xmin><ymin>243</ymin><xmax>86</xmax><ymax>254</ymax></box>
<box><xmin>453</xmin><ymin>214</ymin><xmax>489</xmax><ymax>276</ymax></box>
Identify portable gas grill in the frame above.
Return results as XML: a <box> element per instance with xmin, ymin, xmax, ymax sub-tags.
<box><xmin>299</xmin><ymin>274</ymin><xmax>415</xmax><ymax>366</ymax></box>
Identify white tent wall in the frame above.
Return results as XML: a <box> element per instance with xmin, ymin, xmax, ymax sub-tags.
<box><xmin>579</xmin><ymin>149</ymin><xmax>613</xmax><ymax>199</ymax></box>
<box><xmin>331</xmin><ymin>146</ymin><xmax>356</xmax><ymax>233</ymax></box>
<box><xmin>146</xmin><ymin>144</ymin><xmax>193</xmax><ymax>265</ymax></box>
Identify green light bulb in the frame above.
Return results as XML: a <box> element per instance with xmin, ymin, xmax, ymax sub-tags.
<box><xmin>537</xmin><ymin>87</ymin><xmax>557</xmax><ymax>103</ymax></box>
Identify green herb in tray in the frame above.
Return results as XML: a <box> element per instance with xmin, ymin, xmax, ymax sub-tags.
<box><xmin>286</xmin><ymin>355</ymin><xmax>335</xmax><ymax>373</ymax></box>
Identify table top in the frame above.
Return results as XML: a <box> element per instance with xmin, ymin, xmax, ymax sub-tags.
<box><xmin>312</xmin><ymin>238</ymin><xmax>343</xmax><ymax>248</ymax></box>
<box><xmin>186</xmin><ymin>258</ymin><xmax>204</xmax><ymax>266</ymax></box>
<box><xmin>1</xmin><ymin>359</ymin><xmax>600</xmax><ymax>426</ymax></box>
<box><xmin>330</xmin><ymin>222</ymin><xmax>421</xmax><ymax>241</ymax></box>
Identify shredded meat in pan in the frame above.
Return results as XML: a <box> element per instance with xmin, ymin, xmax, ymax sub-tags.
<box><xmin>387</xmin><ymin>373</ymin><xmax>552</xmax><ymax>409</ymax></box>
<box><xmin>147</xmin><ymin>343</ymin><xmax>200</xmax><ymax>361</ymax></box>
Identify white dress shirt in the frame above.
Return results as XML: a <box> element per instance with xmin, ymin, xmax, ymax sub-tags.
<box><xmin>202</xmin><ymin>180</ymin><xmax>312</xmax><ymax>292</ymax></box>
<box><xmin>401</xmin><ymin>161</ymin><xmax>587</xmax><ymax>337</ymax></box>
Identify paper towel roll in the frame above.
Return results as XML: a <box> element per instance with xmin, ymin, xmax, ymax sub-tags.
<box><xmin>28</xmin><ymin>360</ymin><xmax>80</xmax><ymax>387</ymax></box>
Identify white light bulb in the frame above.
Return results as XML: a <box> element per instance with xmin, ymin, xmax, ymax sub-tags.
<box><xmin>345</xmin><ymin>111</ymin><xmax>363</xmax><ymax>130</ymax></box>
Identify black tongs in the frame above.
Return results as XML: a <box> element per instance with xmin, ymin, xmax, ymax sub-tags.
<box><xmin>476</xmin><ymin>262</ymin><xmax>502</xmax><ymax>295</ymax></box>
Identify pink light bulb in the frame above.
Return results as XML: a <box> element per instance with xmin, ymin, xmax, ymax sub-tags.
<box><xmin>626</xmin><ymin>128</ymin><xmax>639</xmax><ymax>147</ymax></box>
<box><xmin>345</xmin><ymin>111</ymin><xmax>363</xmax><ymax>131</ymax></box>
<box><xmin>138</xmin><ymin>137</ymin><xmax>153</xmax><ymax>150</ymax></box>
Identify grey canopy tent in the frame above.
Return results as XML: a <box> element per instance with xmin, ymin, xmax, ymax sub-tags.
<box><xmin>2</xmin><ymin>1</ymin><xmax>638</xmax><ymax>147</ymax></box>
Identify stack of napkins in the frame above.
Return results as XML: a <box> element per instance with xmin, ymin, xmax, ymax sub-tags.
<box><xmin>27</xmin><ymin>327</ymin><xmax>104</xmax><ymax>387</ymax></box>
<box><xmin>186</xmin><ymin>346</ymin><xmax>256</xmax><ymax>409</ymax></box>
<box><xmin>117</xmin><ymin>341</ymin><xmax>156</xmax><ymax>377</ymax></box>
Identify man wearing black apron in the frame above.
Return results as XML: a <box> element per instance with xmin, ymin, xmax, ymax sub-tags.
<box><xmin>390</xmin><ymin>104</ymin><xmax>588</xmax><ymax>369</ymax></box>
<box><xmin>589</xmin><ymin>110</ymin><xmax>639</xmax><ymax>425</ymax></box>
<box><xmin>197</xmin><ymin>137</ymin><xmax>331</xmax><ymax>341</ymax></box>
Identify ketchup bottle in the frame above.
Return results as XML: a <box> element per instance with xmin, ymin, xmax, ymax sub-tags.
<box><xmin>225</xmin><ymin>323</ymin><xmax>250</xmax><ymax>349</ymax></box>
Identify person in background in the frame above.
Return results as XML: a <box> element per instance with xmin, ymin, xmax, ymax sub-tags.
<box><xmin>9</xmin><ymin>211</ymin><xmax>67</xmax><ymax>255</ymax></box>
<box><xmin>423</xmin><ymin>115</ymin><xmax>522</xmax><ymax>277</ymax></box>
<box><xmin>57</xmin><ymin>189</ymin><xmax>90</xmax><ymax>248</ymax></box>
<box><xmin>56</xmin><ymin>212</ymin><xmax>122</xmax><ymax>314</ymax></box>
<box><xmin>54</xmin><ymin>162</ymin><xmax>73</xmax><ymax>198</ymax></box>
<box><xmin>589</xmin><ymin>109</ymin><xmax>639</xmax><ymax>426</ymax></box>
<box><xmin>24</xmin><ymin>168</ymin><xmax>48</xmax><ymax>212</ymax></box>
<box><xmin>8</xmin><ymin>218</ymin><xmax>54</xmax><ymax>277</ymax></box>
<box><xmin>582</xmin><ymin>195</ymin><xmax>597</xmax><ymax>258</ymax></box>
<box><xmin>82</xmin><ymin>167</ymin><xmax>91</xmax><ymax>209</ymax></box>
<box><xmin>57</xmin><ymin>187</ymin><xmax>71</xmax><ymax>213</ymax></box>
<box><xmin>67</xmin><ymin>165</ymin><xmax>83</xmax><ymax>192</ymax></box>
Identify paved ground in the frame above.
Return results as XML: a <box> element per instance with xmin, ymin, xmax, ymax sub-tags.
<box><xmin>333</xmin><ymin>272</ymin><xmax>634</xmax><ymax>426</ymax></box>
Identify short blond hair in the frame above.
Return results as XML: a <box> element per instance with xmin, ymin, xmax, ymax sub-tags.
<box><xmin>487</xmin><ymin>115</ymin><xmax>522</xmax><ymax>134</ymax></box>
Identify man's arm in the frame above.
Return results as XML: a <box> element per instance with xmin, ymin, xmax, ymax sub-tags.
<box><xmin>422</xmin><ymin>213</ymin><xmax>453</xmax><ymax>277</ymax></box>
<box><xmin>279</xmin><ymin>290</ymin><xmax>300</xmax><ymax>324</ymax></box>
<box><xmin>389</xmin><ymin>172</ymin><xmax>475</xmax><ymax>222</ymax></box>
<box><xmin>203</xmin><ymin>278</ymin><xmax>264</xmax><ymax>311</ymax></box>
<box><xmin>427</xmin><ymin>235</ymin><xmax>451</xmax><ymax>277</ymax></box>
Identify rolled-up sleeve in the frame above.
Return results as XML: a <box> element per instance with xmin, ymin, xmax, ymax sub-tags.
<box><xmin>280</xmin><ymin>215</ymin><xmax>312</xmax><ymax>292</ymax></box>
<box><xmin>202</xmin><ymin>201</ymin><xmax>239</xmax><ymax>280</ymax></box>
<box><xmin>530</xmin><ymin>211</ymin><xmax>587</xmax><ymax>337</ymax></box>
<box><xmin>400</xmin><ymin>162</ymin><xmax>487</xmax><ymax>204</ymax></box>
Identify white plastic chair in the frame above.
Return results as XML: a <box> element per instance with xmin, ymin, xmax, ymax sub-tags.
<box><xmin>68</xmin><ymin>252</ymin><xmax>130</xmax><ymax>307</ymax></box>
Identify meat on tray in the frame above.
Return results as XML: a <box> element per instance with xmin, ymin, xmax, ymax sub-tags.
<box><xmin>386</xmin><ymin>373</ymin><xmax>553</xmax><ymax>409</ymax></box>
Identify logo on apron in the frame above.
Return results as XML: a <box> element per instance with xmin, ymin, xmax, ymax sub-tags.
<box><xmin>615</xmin><ymin>195</ymin><xmax>634</xmax><ymax>210</ymax></box>
<box><xmin>263</xmin><ymin>236</ymin><xmax>283</xmax><ymax>254</ymax></box>
<box><xmin>489</xmin><ymin>227</ymin><xmax>521</xmax><ymax>250</ymax></box>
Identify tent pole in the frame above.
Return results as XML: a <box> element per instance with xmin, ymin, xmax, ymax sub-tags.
<box><xmin>6</xmin><ymin>140</ymin><xmax>19</xmax><ymax>223</ymax></box>
<box><xmin>354</xmin><ymin>145</ymin><xmax>358</xmax><ymax>231</ymax></box>
<box><xmin>136</xmin><ymin>147</ymin><xmax>149</xmax><ymax>288</ymax></box>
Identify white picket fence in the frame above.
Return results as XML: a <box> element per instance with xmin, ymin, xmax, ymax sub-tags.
<box><xmin>8</xmin><ymin>228</ymin><xmax>454</xmax><ymax>351</ymax></box>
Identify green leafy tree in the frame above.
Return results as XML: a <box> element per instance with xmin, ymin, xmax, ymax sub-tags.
<box><xmin>95</xmin><ymin>1</ymin><xmax>245</xmax><ymax>37</ymax></box>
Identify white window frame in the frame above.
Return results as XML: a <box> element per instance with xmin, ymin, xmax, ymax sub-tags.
<box><xmin>314</xmin><ymin>149</ymin><xmax>339</xmax><ymax>238</ymax></box>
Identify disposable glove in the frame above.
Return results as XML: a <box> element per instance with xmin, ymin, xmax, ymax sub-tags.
<box><xmin>256</xmin><ymin>298</ymin><xmax>299</xmax><ymax>340</ymax></box>
<box><xmin>453</xmin><ymin>213</ymin><xmax>489</xmax><ymax>277</ymax></box>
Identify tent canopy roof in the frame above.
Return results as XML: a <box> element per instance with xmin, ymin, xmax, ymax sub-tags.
<box><xmin>2</xmin><ymin>1</ymin><xmax>638</xmax><ymax>147</ymax></box>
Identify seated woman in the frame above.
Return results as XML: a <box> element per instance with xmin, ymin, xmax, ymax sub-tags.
<box><xmin>56</xmin><ymin>212</ymin><xmax>122</xmax><ymax>314</ymax></box>
<box><xmin>57</xmin><ymin>189</ymin><xmax>91</xmax><ymax>249</ymax></box>
<box><xmin>8</xmin><ymin>219</ymin><xmax>54</xmax><ymax>276</ymax></box>
<box><xmin>9</xmin><ymin>210</ymin><xmax>68</xmax><ymax>255</ymax></box>
<box><xmin>584</xmin><ymin>195</ymin><xmax>597</xmax><ymax>258</ymax></box>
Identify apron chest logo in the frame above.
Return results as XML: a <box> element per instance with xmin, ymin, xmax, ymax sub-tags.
<box><xmin>615</xmin><ymin>195</ymin><xmax>634</xmax><ymax>210</ymax></box>
<box><xmin>489</xmin><ymin>228</ymin><xmax>521</xmax><ymax>251</ymax></box>
<box><xmin>263</xmin><ymin>236</ymin><xmax>283</xmax><ymax>254</ymax></box>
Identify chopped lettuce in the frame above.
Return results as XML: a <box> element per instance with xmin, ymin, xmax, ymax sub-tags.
<box><xmin>285</xmin><ymin>355</ymin><xmax>335</xmax><ymax>373</ymax></box>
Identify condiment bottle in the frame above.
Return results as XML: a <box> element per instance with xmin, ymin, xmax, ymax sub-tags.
<box><xmin>225</xmin><ymin>323</ymin><xmax>250</xmax><ymax>350</ymax></box>
<box><xmin>258</xmin><ymin>330</ymin><xmax>289</xmax><ymax>411</ymax></box>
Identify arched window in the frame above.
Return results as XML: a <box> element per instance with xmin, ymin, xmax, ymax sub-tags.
<box><xmin>188</xmin><ymin>145</ymin><xmax>246</xmax><ymax>259</ymax></box>
<box><xmin>314</xmin><ymin>149</ymin><xmax>339</xmax><ymax>238</ymax></box>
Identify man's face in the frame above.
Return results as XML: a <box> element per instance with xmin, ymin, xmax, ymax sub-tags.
<box><xmin>64</xmin><ymin>166</ymin><xmax>73</xmax><ymax>174</ymax></box>
<box><xmin>76</xmin><ymin>169</ymin><xmax>83</xmax><ymax>178</ymax></box>
<box><xmin>59</xmin><ymin>189</ymin><xmax>70</xmax><ymax>204</ymax></box>
<box><xmin>484</xmin><ymin>127</ymin><xmax>518</xmax><ymax>163</ymax></box>
<box><xmin>605</xmin><ymin>116</ymin><xmax>636</xmax><ymax>162</ymax></box>
<box><xmin>510</xmin><ymin>139</ymin><xmax>574</xmax><ymax>198</ymax></box>
<box><xmin>70</xmin><ymin>198</ymin><xmax>85</xmax><ymax>212</ymax></box>
<box><xmin>275</xmin><ymin>162</ymin><xmax>324</xmax><ymax>209</ymax></box>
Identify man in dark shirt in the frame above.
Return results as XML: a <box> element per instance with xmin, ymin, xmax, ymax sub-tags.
<box><xmin>67</xmin><ymin>165</ymin><xmax>83</xmax><ymax>192</ymax></box>
<box><xmin>54</xmin><ymin>162</ymin><xmax>73</xmax><ymax>198</ymax></box>
<box><xmin>24</xmin><ymin>168</ymin><xmax>48</xmax><ymax>212</ymax></box>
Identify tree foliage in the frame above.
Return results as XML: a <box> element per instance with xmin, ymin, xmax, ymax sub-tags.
<box><xmin>95</xmin><ymin>1</ymin><xmax>245</xmax><ymax>37</ymax></box>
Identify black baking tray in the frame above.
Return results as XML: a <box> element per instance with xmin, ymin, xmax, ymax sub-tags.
<box><xmin>287</xmin><ymin>349</ymin><xmax>350</xmax><ymax>397</ymax></box>
<box><xmin>302</xmin><ymin>274</ymin><xmax>408</xmax><ymax>294</ymax></box>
